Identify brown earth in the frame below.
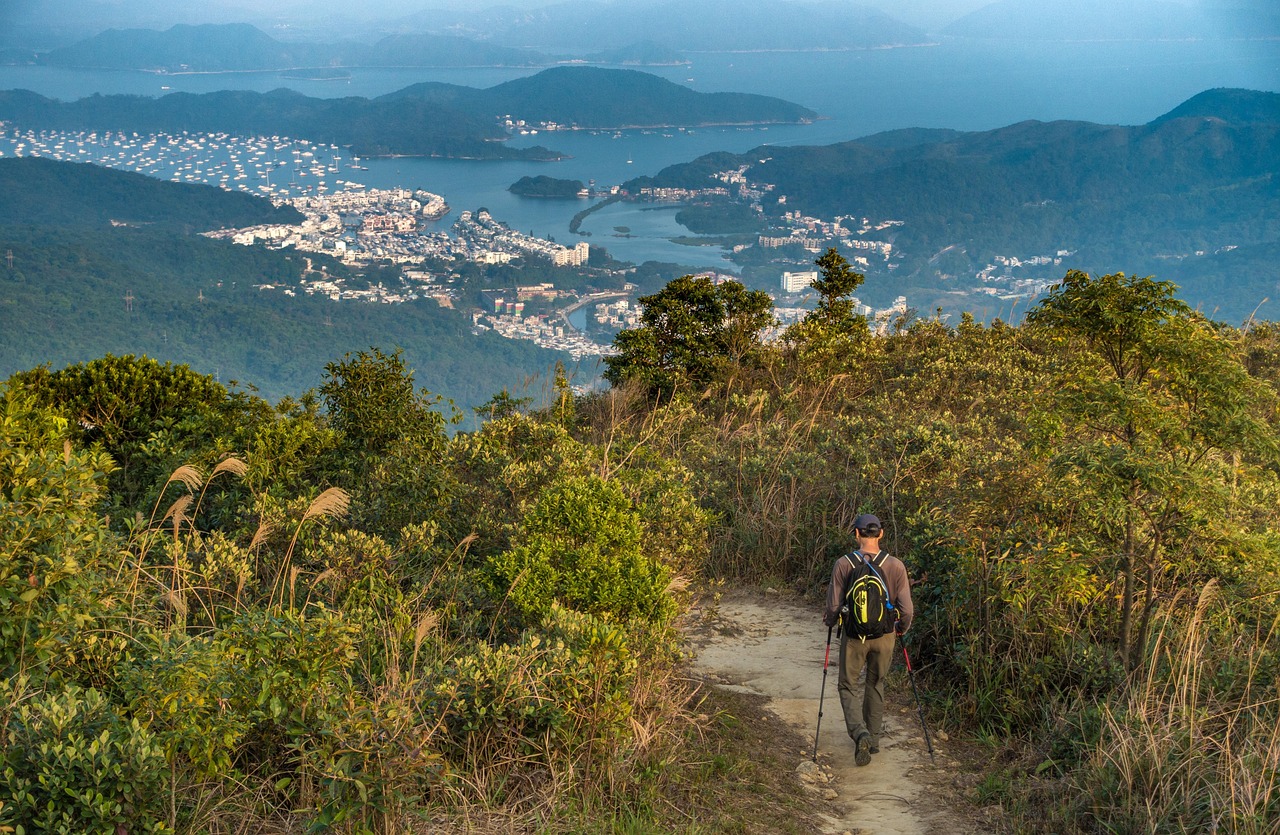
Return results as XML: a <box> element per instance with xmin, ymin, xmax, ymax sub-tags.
<box><xmin>686</xmin><ymin>589</ymin><xmax>1003</xmax><ymax>835</ymax></box>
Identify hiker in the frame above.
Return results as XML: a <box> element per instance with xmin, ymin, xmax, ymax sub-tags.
<box><xmin>822</xmin><ymin>513</ymin><xmax>914</xmax><ymax>766</ymax></box>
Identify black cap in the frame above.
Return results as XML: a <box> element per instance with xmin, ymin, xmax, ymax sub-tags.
<box><xmin>854</xmin><ymin>513</ymin><xmax>882</xmax><ymax>533</ymax></box>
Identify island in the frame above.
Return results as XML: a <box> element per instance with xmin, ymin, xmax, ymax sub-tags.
<box><xmin>509</xmin><ymin>176</ymin><xmax>587</xmax><ymax>198</ymax></box>
<box><xmin>0</xmin><ymin>67</ymin><xmax>816</xmax><ymax>161</ymax></box>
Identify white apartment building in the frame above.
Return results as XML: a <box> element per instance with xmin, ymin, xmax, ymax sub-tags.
<box><xmin>781</xmin><ymin>270</ymin><xmax>818</xmax><ymax>293</ymax></box>
<box><xmin>552</xmin><ymin>241</ymin><xmax>591</xmax><ymax>267</ymax></box>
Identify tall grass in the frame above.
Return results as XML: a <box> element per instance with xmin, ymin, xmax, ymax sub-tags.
<box><xmin>1073</xmin><ymin>584</ymin><xmax>1280</xmax><ymax>833</ymax></box>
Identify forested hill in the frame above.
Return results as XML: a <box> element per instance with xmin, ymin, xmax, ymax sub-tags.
<box><xmin>0</xmin><ymin>88</ymin><xmax>559</xmax><ymax>160</ymax></box>
<box><xmin>380</xmin><ymin>67</ymin><xmax>818</xmax><ymax>128</ymax></box>
<box><xmin>1152</xmin><ymin>87</ymin><xmax>1280</xmax><ymax>125</ymax></box>
<box><xmin>0</xmin><ymin>157</ymin><xmax>565</xmax><ymax>409</ymax></box>
<box><xmin>632</xmin><ymin>87</ymin><xmax>1280</xmax><ymax>321</ymax></box>
<box><xmin>0</xmin><ymin>68</ymin><xmax>813</xmax><ymax>159</ymax></box>
<box><xmin>0</xmin><ymin>156</ymin><xmax>300</xmax><ymax>229</ymax></box>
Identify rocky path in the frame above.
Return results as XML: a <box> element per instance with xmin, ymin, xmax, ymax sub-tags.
<box><xmin>687</xmin><ymin>591</ymin><xmax>993</xmax><ymax>835</ymax></box>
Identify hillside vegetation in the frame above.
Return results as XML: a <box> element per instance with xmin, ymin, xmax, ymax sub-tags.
<box><xmin>0</xmin><ymin>67</ymin><xmax>814</xmax><ymax>160</ymax></box>
<box><xmin>4</xmin><ymin>250</ymin><xmax>1279</xmax><ymax>831</ymax></box>
<box><xmin>633</xmin><ymin>88</ymin><xmax>1280</xmax><ymax>322</ymax></box>
<box><xmin>0</xmin><ymin>158</ymin><xmax>566</xmax><ymax>411</ymax></box>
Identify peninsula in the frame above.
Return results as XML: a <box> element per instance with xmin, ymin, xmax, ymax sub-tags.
<box><xmin>0</xmin><ymin>67</ymin><xmax>816</xmax><ymax>161</ymax></box>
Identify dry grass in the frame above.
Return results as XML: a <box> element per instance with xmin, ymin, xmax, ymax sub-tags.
<box><xmin>1075</xmin><ymin>583</ymin><xmax>1280</xmax><ymax>833</ymax></box>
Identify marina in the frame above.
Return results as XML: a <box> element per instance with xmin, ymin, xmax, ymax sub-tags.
<box><xmin>0</xmin><ymin>125</ymin><xmax>367</xmax><ymax>201</ymax></box>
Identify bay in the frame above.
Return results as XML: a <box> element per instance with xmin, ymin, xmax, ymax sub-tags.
<box><xmin>1</xmin><ymin>39</ymin><xmax>1277</xmax><ymax>268</ymax></box>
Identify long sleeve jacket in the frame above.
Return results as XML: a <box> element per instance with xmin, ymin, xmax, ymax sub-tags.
<box><xmin>823</xmin><ymin>550</ymin><xmax>914</xmax><ymax>633</ymax></box>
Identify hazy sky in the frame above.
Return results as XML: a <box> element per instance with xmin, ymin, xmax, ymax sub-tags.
<box><xmin>1</xmin><ymin>0</ymin><xmax>1270</xmax><ymax>42</ymax></box>
<box><xmin>0</xmin><ymin>0</ymin><xmax>1032</xmax><ymax>33</ymax></box>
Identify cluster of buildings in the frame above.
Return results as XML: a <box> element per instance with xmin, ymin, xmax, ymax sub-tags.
<box><xmin>592</xmin><ymin>298</ymin><xmax>641</xmax><ymax>330</ymax></box>
<box><xmin>756</xmin><ymin>211</ymin><xmax>898</xmax><ymax>267</ymax></box>
<box><xmin>208</xmin><ymin>187</ymin><xmax>454</xmax><ymax>267</ymax></box>
<box><xmin>213</xmin><ymin>193</ymin><xmax>619</xmax><ymax>356</ymax></box>
<box><xmin>713</xmin><ymin>164</ymin><xmax>774</xmax><ymax>203</ymax></box>
<box><xmin>474</xmin><ymin>309</ymin><xmax>610</xmax><ymax>359</ymax></box>
<box><xmin>969</xmin><ymin>249</ymin><xmax>1075</xmax><ymax>301</ymax></box>
<box><xmin>637</xmin><ymin>185</ymin><xmax>731</xmax><ymax>201</ymax></box>
<box><xmin>454</xmin><ymin>210</ymin><xmax>591</xmax><ymax>267</ymax></box>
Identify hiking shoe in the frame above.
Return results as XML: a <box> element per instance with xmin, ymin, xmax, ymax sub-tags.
<box><xmin>855</xmin><ymin>734</ymin><xmax>871</xmax><ymax>767</ymax></box>
<box><xmin>869</xmin><ymin>743</ymin><xmax>880</xmax><ymax>755</ymax></box>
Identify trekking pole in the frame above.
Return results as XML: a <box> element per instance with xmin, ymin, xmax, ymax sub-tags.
<box><xmin>900</xmin><ymin>640</ymin><xmax>936</xmax><ymax>765</ymax></box>
<box><xmin>813</xmin><ymin>624</ymin><xmax>835</xmax><ymax>761</ymax></box>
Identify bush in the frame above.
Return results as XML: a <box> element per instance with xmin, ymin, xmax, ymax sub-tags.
<box><xmin>489</xmin><ymin>475</ymin><xmax>673</xmax><ymax>628</ymax></box>
<box><xmin>0</xmin><ymin>681</ymin><xmax>171</xmax><ymax>835</ymax></box>
<box><xmin>435</xmin><ymin>605</ymin><xmax>638</xmax><ymax>774</ymax></box>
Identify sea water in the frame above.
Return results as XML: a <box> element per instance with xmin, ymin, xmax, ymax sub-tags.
<box><xmin>1</xmin><ymin>39</ymin><xmax>1277</xmax><ymax>268</ymax></box>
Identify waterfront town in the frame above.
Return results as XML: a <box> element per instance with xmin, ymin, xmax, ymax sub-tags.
<box><xmin>0</xmin><ymin>123</ymin><xmax>1064</xmax><ymax>355</ymax></box>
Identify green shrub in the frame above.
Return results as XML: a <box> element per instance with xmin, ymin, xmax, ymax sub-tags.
<box><xmin>0</xmin><ymin>681</ymin><xmax>171</xmax><ymax>835</ymax></box>
<box><xmin>436</xmin><ymin>605</ymin><xmax>637</xmax><ymax>769</ymax></box>
<box><xmin>489</xmin><ymin>475</ymin><xmax>673</xmax><ymax>628</ymax></box>
<box><xmin>0</xmin><ymin>387</ymin><xmax>127</xmax><ymax>685</ymax></box>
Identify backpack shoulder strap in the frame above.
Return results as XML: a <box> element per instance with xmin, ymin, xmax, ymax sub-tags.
<box><xmin>865</xmin><ymin>551</ymin><xmax>898</xmax><ymax>610</ymax></box>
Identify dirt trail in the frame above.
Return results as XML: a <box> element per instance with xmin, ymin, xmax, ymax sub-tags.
<box><xmin>688</xmin><ymin>591</ymin><xmax>992</xmax><ymax>835</ymax></box>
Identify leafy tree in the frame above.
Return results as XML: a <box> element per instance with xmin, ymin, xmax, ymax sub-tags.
<box><xmin>319</xmin><ymin>347</ymin><xmax>454</xmax><ymax>538</ymax></box>
<box><xmin>603</xmin><ymin>275</ymin><xmax>775</xmax><ymax>396</ymax></box>
<box><xmin>0</xmin><ymin>387</ymin><xmax>125</xmax><ymax>683</ymax></box>
<box><xmin>809</xmin><ymin>247</ymin><xmax>866</xmax><ymax>329</ymax></box>
<box><xmin>474</xmin><ymin>388</ymin><xmax>533</xmax><ymax>422</ymax></box>
<box><xmin>784</xmin><ymin>248</ymin><xmax>872</xmax><ymax>371</ymax></box>
<box><xmin>1026</xmin><ymin>270</ymin><xmax>1277</xmax><ymax>669</ymax></box>
<box><xmin>7</xmin><ymin>354</ymin><xmax>249</xmax><ymax>512</ymax></box>
<box><xmin>320</xmin><ymin>347</ymin><xmax>446</xmax><ymax>463</ymax></box>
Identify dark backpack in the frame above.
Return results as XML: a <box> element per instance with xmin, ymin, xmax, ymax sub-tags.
<box><xmin>840</xmin><ymin>551</ymin><xmax>896</xmax><ymax>638</ymax></box>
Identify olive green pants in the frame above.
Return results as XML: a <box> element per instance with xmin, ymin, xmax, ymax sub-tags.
<box><xmin>837</xmin><ymin>630</ymin><xmax>896</xmax><ymax>745</ymax></box>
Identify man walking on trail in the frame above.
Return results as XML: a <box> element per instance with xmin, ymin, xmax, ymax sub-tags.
<box><xmin>823</xmin><ymin>513</ymin><xmax>914</xmax><ymax>766</ymax></box>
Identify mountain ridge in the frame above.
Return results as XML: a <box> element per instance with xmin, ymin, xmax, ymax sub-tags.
<box><xmin>630</xmin><ymin>88</ymin><xmax>1280</xmax><ymax>322</ymax></box>
<box><xmin>0</xmin><ymin>67</ymin><xmax>814</xmax><ymax>159</ymax></box>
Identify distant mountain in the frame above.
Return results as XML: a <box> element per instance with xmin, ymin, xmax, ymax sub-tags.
<box><xmin>1153</xmin><ymin>88</ymin><xmax>1280</xmax><ymax>125</ymax></box>
<box><xmin>1191</xmin><ymin>0</ymin><xmax>1280</xmax><ymax>38</ymax></box>
<box><xmin>361</xmin><ymin>34</ymin><xmax>549</xmax><ymax>68</ymax></box>
<box><xmin>36</xmin><ymin>23</ymin><xmax>553</xmax><ymax>72</ymax></box>
<box><xmin>0</xmin><ymin>156</ymin><xmax>300</xmax><ymax>229</ymax></box>
<box><xmin>584</xmin><ymin>41</ymin><xmax>688</xmax><ymax>66</ymax></box>
<box><xmin>40</xmin><ymin>23</ymin><xmax>339</xmax><ymax>71</ymax></box>
<box><xmin>382</xmin><ymin>67</ymin><xmax>818</xmax><ymax>129</ymax></box>
<box><xmin>398</xmin><ymin>0</ymin><xmax>929</xmax><ymax>52</ymax></box>
<box><xmin>944</xmin><ymin>0</ymin><xmax>1217</xmax><ymax>41</ymax></box>
<box><xmin>633</xmin><ymin>88</ymin><xmax>1280</xmax><ymax>322</ymax></box>
<box><xmin>856</xmin><ymin>0</ymin><xmax>993</xmax><ymax>32</ymax></box>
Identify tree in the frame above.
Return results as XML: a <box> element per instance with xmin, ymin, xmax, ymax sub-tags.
<box><xmin>320</xmin><ymin>347</ymin><xmax>454</xmax><ymax>538</ymax></box>
<box><xmin>320</xmin><ymin>347</ymin><xmax>446</xmax><ymax>462</ymax></box>
<box><xmin>7</xmin><ymin>354</ymin><xmax>246</xmax><ymax>512</ymax></box>
<box><xmin>1026</xmin><ymin>270</ymin><xmax>1277</xmax><ymax>670</ymax></box>
<box><xmin>784</xmin><ymin>248</ymin><xmax>872</xmax><ymax>370</ymax></box>
<box><xmin>603</xmin><ymin>275</ymin><xmax>775</xmax><ymax>397</ymax></box>
<box><xmin>810</xmin><ymin>246</ymin><xmax>865</xmax><ymax>330</ymax></box>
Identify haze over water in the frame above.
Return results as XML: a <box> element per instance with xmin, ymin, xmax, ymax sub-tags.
<box><xmin>2</xmin><ymin>38</ymin><xmax>1277</xmax><ymax>268</ymax></box>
